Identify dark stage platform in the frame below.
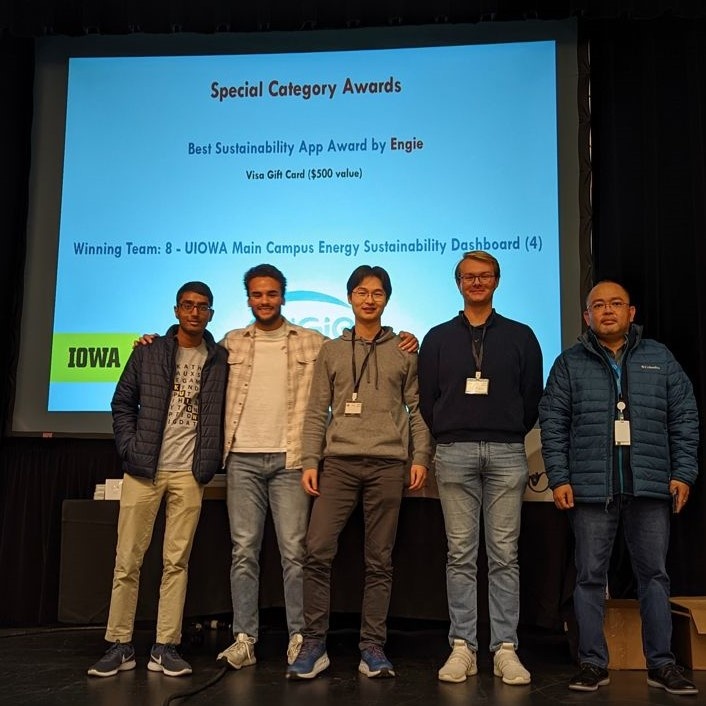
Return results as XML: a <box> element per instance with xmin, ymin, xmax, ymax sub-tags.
<box><xmin>1</xmin><ymin>616</ymin><xmax>703</xmax><ymax>706</ymax></box>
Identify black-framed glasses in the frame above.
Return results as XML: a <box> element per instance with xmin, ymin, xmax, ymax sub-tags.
<box><xmin>178</xmin><ymin>301</ymin><xmax>212</xmax><ymax>313</ymax></box>
<box><xmin>458</xmin><ymin>272</ymin><xmax>496</xmax><ymax>284</ymax></box>
<box><xmin>351</xmin><ymin>288</ymin><xmax>386</xmax><ymax>302</ymax></box>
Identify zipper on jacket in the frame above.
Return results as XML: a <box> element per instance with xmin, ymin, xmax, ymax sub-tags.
<box><xmin>153</xmin><ymin>340</ymin><xmax>179</xmax><ymax>482</ymax></box>
<box><xmin>582</xmin><ymin>333</ymin><xmax>622</xmax><ymax>505</ymax></box>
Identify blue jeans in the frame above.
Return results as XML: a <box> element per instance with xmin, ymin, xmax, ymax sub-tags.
<box><xmin>570</xmin><ymin>496</ymin><xmax>674</xmax><ymax>669</ymax></box>
<box><xmin>226</xmin><ymin>452</ymin><xmax>311</xmax><ymax>639</ymax></box>
<box><xmin>435</xmin><ymin>441</ymin><xmax>528</xmax><ymax>652</ymax></box>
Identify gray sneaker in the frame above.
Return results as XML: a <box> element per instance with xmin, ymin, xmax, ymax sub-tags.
<box><xmin>147</xmin><ymin>643</ymin><xmax>192</xmax><ymax>677</ymax></box>
<box><xmin>87</xmin><ymin>642</ymin><xmax>136</xmax><ymax>677</ymax></box>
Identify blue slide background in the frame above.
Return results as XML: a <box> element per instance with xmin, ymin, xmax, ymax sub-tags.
<box><xmin>50</xmin><ymin>40</ymin><xmax>559</xmax><ymax>411</ymax></box>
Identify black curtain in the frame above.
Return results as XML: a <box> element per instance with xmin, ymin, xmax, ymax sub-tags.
<box><xmin>589</xmin><ymin>17</ymin><xmax>706</xmax><ymax>596</ymax></box>
<box><xmin>2</xmin><ymin>2</ymin><xmax>706</xmax><ymax>626</ymax></box>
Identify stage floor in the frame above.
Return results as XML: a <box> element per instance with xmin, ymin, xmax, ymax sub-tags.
<box><xmin>1</xmin><ymin>615</ymin><xmax>703</xmax><ymax>706</ymax></box>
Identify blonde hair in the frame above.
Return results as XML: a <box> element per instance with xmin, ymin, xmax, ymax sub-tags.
<box><xmin>454</xmin><ymin>251</ymin><xmax>500</xmax><ymax>281</ymax></box>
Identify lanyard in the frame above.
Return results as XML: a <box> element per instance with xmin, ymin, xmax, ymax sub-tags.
<box><xmin>461</xmin><ymin>314</ymin><xmax>487</xmax><ymax>375</ymax></box>
<box><xmin>351</xmin><ymin>328</ymin><xmax>382</xmax><ymax>398</ymax></box>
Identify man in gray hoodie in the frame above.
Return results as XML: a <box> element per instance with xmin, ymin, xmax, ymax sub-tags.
<box><xmin>287</xmin><ymin>265</ymin><xmax>431</xmax><ymax>681</ymax></box>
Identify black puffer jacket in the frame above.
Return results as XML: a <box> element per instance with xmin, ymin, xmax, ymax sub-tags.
<box><xmin>111</xmin><ymin>325</ymin><xmax>228</xmax><ymax>483</ymax></box>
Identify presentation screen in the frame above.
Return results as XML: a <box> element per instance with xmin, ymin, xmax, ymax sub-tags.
<box><xmin>14</xmin><ymin>23</ymin><xmax>580</xmax><ymax>435</ymax></box>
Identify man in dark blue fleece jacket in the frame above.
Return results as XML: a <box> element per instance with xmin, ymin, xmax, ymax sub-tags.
<box><xmin>418</xmin><ymin>250</ymin><xmax>543</xmax><ymax>686</ymax></box>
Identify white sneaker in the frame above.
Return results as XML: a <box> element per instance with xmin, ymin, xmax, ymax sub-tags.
<box><xmin>287</xmin><ymin>633</ymin><xmax>303</xmax><ymax>665</ymax></box>
<box><xmin>217</xmin><ymin>633</ymin><xmax>256</xmax><ymax>670</ymax></box>
<box><xmin>438</xmin><ymin>639</ymin><xmax>478</xmax><ymax>683</ymax></box>
<box><xmin>493</xmin><ymin>643</ymin><xmax>531</xmax><ymax>685</ymax></box>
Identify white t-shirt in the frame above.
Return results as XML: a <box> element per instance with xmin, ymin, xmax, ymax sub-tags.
<box><xmin>232</xmin><ymin>326</ymin><xmax>287</xmax><ymax>453</ymax></box>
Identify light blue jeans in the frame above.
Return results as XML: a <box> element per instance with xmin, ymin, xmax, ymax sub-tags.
<box><xmin>226</xmin><ymin>452</ymin><xmax>310</xmax><ymax>639</ymax></box>
<box><xmin>435</xmin><ymin>441</ymin><xmax>528</xmax><ymax>652</ymax></box>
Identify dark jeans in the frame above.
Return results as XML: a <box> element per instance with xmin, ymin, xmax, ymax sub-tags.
<box><xmin>569</xmin><ymin>496</ymin><xmax>674</xmax><ymax>669</ymax></box>
<box><xmin>302</xmin><ymin>456</ymin><xmax>406</xmax><ymax>650</ymax></box>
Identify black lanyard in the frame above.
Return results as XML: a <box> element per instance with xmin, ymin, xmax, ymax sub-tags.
<box><xmin>351</xmin><ymin>327</ymin><xmax>382</xmax><ymax>397</ymax></box>
<box><xmin>461</xmin><ymin>314</ymin><xmax>487</xmax><ymax>375</ymax></box>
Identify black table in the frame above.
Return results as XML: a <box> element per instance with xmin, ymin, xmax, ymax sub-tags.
<box><xmin>59</xmin><ymin>498</ymin><xmax>571</xmax><ymax>629</ymax></box>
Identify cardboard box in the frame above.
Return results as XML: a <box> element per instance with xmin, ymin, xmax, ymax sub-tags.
<box><xmin>104</xmin><ymin>479</ymin><xmax>123</xmax><ymax>500</ymax></box>
<box><xmin>604</xmin><ymin>599</ymin><xmax>646</xmax><ymax>669</ymax></box>
<box><xmin>671</xmin><ymin>597</ymin><xmax>706</xmax><ymax>669</ymax></box>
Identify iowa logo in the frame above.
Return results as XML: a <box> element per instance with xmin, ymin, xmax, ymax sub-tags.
<box><xmin>67</xmin><ymin>347</ymin><xmax>121</xmax><ymax>368</ymax></box>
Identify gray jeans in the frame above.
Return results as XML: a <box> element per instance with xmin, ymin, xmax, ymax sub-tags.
<box><xmin>302</xmin><ymin>456</ymin><xmax>406</xmax><ymax>650</ymax></box>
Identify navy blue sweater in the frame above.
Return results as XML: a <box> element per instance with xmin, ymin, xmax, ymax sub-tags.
<box><xmin>418</xmin><ymin>311</ymin><xmax>543</xmax><ymax>443</ymax></box>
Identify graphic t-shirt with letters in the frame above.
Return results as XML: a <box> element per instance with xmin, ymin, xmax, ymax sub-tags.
<box><xmin>157</xmin><ymin>342</ymin><xmax>207</xmax><ymax>471</ymax></box>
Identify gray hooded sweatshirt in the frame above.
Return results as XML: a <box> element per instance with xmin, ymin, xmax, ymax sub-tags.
<box><xmin>301</xmin><ymin>326</ymin><xmax>432</xmax><ymax>469</ymax></box>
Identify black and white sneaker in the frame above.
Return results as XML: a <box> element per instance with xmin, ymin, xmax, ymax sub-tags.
<box><xmin>647</xmin><ymin>664</ymin><xmax>698</xmax><ymax>695</ymax></box>
<box><xmin>568</xmin><ymin>663</ymin><xmax>610</xmax><ymax>691</ymax></box>
<box><xmin>148</xmin><ymin>643</ymin><xmax>192</xmax><ymax>677</ymax></box>
<box><xmin>87</xmin><ymin>642</ymin><xmax>136</xmax><ymax>677</ymax></box>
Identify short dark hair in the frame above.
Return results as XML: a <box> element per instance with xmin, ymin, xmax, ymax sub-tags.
<box><xmin>346</xmin><ymin>265</ymin><xmax>392</xmax><ymax>299</ymax></box>
<box><xmin>587</xmin><ymin>279</ymin><xmax>631</xmax><ymax>308</ymax></box>
<box><xmin>243</xmin><ymin>264</ymin><xmax>287</xmax><ymax>296</ymax></box>
<box><xmin>176</xmin><ymin>281</ymin><xmax>213</xmax><ymax>306</ymax></box>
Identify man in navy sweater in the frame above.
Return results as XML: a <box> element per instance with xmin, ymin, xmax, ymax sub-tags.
<box><xmin>418</xmin><ymin>251</ymin><xmax>543</xmax><ymax>686</ymax></box>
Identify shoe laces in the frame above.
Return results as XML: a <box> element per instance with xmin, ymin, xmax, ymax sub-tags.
<box><xmin>106</xmin><ymin>641</ymin><xmax>130</xmax><ymax>656</ymax></box>
<box><xmin>235</xmin><ymin>635</ymin><xmax>254</xmax><ymax>657</ymax></box>
<box><xmin>582</xmin><ymin>663</ymin><xmax>605</xmax><ymax>678</ymax></box>
<box><xmin>287</xmin><ymin>634</ymin><xmax>303</xmax><ymax>660</ymax></box>
<box><xmin>298</xmin><ymin>639</ymin><xmax>322</xmax><ymax>659</ymax></box>
<box><xmin>658</xmin><ymin>663</ymin><xmax>683</xmax><ymax>679</ymax></box>
<box><xmin>365</xmin><ymin>645</ymin><xmax>387</xmax><ymax>661</ymax></box>
<box><xmin>161</xmin><ymin>644</ymin><xmax>180</xmax><ymax>659</ymax></box>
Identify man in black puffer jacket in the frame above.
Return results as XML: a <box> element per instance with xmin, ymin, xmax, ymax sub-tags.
<box><xmin>87</xmin><ymin>281</ymin><xmax>227</xmax><ymax>680</ymax></box>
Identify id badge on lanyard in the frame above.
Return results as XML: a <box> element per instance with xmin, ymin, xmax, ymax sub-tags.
<box><xmin>614</xmin><ymin>400</ymin><xmax>630</xmax><ymax>445</ymax></box>
<box><xmin>464</xmin><ymin>318</ymin><xmax>489</xmax><ymax>395</ymax></box>
<box><xmin>346</xmin><ymin>329</ymin><xmax>381</xmax><ymax>415</ymax></box>
<box><xmin>466</xmin><ymin>371</ymin><xmax>489</xmax><ymax>395</ymax></box>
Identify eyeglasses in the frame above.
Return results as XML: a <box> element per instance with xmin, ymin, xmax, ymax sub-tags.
<box><xmin>589</xmin><ymin>300</ymin><xmax>629</xmax><ymax>312</ymax></box>
<box><xmin>351</xmin><ymin>288</ymin><xmax>386</xmax><ymax>302</ymax></box>
<box><xmin>178</xmin><ymin>301</ymin><xmax>212</xmax><ymax>313</ymax></box>
<box><xmin>458</xmin><ymin>272</ymin><xmax>496</xmax><ymax>284</ymax></box>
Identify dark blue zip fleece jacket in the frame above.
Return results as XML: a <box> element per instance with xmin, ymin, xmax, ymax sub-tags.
<box><xmin>111</xmin><ymin>324</ymin><xmax>228</xmax><ymax>483</ymax></box>
<box><xmin>418</xmin><ymin>311</ymin><xmax>543</xmax><ymax>443</ymax></box>
<box><xmin>539</xmin><ymin>324</ymin><xmax>699</xmax><ymax>502</ymax></box>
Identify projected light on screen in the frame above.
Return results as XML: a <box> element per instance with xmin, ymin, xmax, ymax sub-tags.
<box><xmin>48</xmin><ymin>42</ymin><xmax>559</xmax><ymax>412</ymax></box>
<box><xmin>14</xmin><ymin>23</ymin><xmax>580</xmax><ymax>435</ymax></box>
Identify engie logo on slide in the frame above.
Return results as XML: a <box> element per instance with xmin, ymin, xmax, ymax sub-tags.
<box><xmin>283</xmin><ymin>290</ymin><xmax>353</xmax><ymax>337</ymax></box>
<box><xmin>50</xmin><ymin>333</ymin><xmax>137</xmax><ymax>383</ymax></box>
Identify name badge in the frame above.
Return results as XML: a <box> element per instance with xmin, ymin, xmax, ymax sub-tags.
<box><xmin>345</xmin><ymin>400</ymin><xmax>363</xmax><ymax>416</ymax></box>
<box><xmin>465</xmin><ymin>377</ymin><xmax>489</xmax><ymax>395</ymax></box>
<box><xmin>614</xmin><ymin>420</ymin><xmax>631</xmax><ymax>446</ymax></box>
